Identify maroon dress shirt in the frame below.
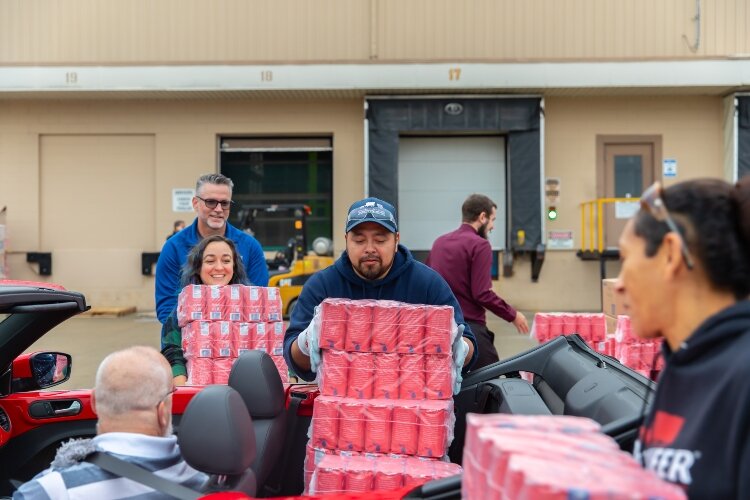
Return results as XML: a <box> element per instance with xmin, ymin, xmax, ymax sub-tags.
<box><xmin>426</xmin><ymin>223</ymin><xmax>517</xmax><ymax>325</ymax></box>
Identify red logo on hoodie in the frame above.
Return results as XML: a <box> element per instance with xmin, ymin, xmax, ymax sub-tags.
<box><xmin>642</xmin><ymin>411</ymin><xmax>685</xmax><ymax>446</ymax></box>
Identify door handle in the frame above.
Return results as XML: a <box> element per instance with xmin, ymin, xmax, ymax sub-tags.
<box><xmin>29</xmin><ymin>399</ymin><xmax>83</xmax><ymax>419</ymax></box>
<box><xmin>53</xmin><ymin>401</ymin><xmax>81</xmax><ymax>416</ymax></box>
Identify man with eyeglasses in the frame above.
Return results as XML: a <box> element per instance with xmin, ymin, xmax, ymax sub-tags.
<box><xmin>14</xmin><ymin>346</ymin><xmax>206</xmax><ymax>499</ymax></box>
<box><xmin>155</xmin><ymin>173</ymin><xmax>268</xmax><ymax>326</ymax></box>
<box><xmin>283</xmin><ymin>197</ymin><xmax>478</xmax><ymax>382</ymax></box>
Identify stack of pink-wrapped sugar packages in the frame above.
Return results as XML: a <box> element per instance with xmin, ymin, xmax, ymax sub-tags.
<box><xmin>531</xmin><ymin>312</ymin><xmax>608</xmax><ymax>345</ymax></box>
<box><xmin>307</xmin><ymin>298</ymin><xmax>462</xmax><ymax>495</ymax></box>
<box><xmin>462</xmin><ymin>414</ymin><xmax>686</xmax><ymax>500</ymax></box>
<box><xmin>177</xmin><ymin>284</ymin><xmax>288</xmax><ymax>385</ymax></box>
<box><xmin>608</xmin><ymin>315</ymin><xmax>664</xmax><ymax>381</ymax></box>
<box><xmin>531</xmin><ymin>313</ymin><xmax>664</xmax><ymax>381</ymax></box>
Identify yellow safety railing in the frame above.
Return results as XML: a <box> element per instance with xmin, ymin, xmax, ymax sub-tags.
<box><xmin>579</xmin><ymin>197</ymin><xmax>639</xmax><ymax>253</ymax></box>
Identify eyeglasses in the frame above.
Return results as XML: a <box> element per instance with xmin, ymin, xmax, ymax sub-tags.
<box><xmin>155</xmin><ymin>386</ymin><xmax>177</xmax><ymax>410</ymax></box>
<box><xmin>196</xmin><ymin>196</ymin><xmax>233</xmax><ymax>210</ymax></box>
<box><xmin>640</xmin><ymin>181</ymin><xmax>694</xmax><ymax>270</ymax></box>
<box><xmin>347</xmin><ymin>205</ymin><xmax>397</xmax><ymax>226</ymax></box>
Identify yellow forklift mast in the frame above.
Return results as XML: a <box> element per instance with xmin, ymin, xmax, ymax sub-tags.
<box><xmin>237</xmin><ymin>204</ymin><xmax>334</xmax><ymax>318</ymax></box>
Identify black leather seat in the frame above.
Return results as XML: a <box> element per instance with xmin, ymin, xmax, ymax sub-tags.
<box><xmin>178</xmin><ymin>385</ymin><xmax>257</xmax><ymax>496</ymax></box>
<box><xmin>228</xmin><ymin>350</ymin><xmax>287</xmax><ymax>495</ymax></box>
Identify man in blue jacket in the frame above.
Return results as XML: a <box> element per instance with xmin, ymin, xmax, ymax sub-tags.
<box><xmin>283</xmin><ymin>197</ymin><xmax>478</xmax><ymax>381</ymax></box>
<box><xmin>154</xmin><ymin>173</ymin><xmax>268</xmax><ymax>325</ymax></box>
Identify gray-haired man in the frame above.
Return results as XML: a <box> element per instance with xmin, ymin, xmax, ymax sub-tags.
<box><xmin>13</xmin><ymin>346</ymin><xmax>206</xmax><ymax>499</ymax></box>
<box><xmin>155</xmin><ymin>173</ymin><xmax>268</xmax><ymax>326</ymax></box>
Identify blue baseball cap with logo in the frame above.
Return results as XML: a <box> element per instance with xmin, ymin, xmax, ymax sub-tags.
<box><xmin>345</xmin><ymin>197</ymin><xmax>398</xmax><ymax>233</ymax></box>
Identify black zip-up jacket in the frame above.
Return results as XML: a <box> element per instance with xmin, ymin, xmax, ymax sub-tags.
<box><xmin>635</xmin><ymin>300</ymin><xmax>750</xmax><ymax>499</ymax></box>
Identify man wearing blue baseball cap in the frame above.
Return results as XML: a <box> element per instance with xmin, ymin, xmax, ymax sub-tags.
<box><xmin>283</xmin><ymin>197</ymin><xmax>478</xmax><ymax>382</ymax></box>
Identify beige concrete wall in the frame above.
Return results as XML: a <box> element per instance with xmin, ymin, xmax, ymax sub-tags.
<box><xmin>493</xmin><ymin>95</ymin><xmax>725</xmax><ymax>313</ymax></box>
<box><xmin>0</xmin><ymin>94</ymin><xmax>727</xmax><ymax>313</ymax></box>
<box><xmin>0</xmin><ymin>98</ymin><xmax>364</xmax><ymax>309</ymax></box>
<box><xmin>1</xmin><ymin>0</ymin><xmax>748</xmax><ymax>65</ymax></box>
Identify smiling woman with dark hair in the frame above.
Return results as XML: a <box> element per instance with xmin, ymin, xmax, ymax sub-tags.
<box><xmin>616</xmin><ymin>176</ymin><xmax>750</xmax><ymax>499</ymax></box>
<box><xmin>160</xmin><ymin>235</ymin><xmax>250</xmax><ymax>385</ymax></box>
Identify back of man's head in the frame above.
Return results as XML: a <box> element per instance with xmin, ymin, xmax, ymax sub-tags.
<box><xmin>462</xmin><ymin>194</ymin><xmax>497</xmax><ymax>223</ymax></box>
<box><xmin>93</xmin><ymin>346</ymin><xmax>172</xmax><ymax>432</ymax></box>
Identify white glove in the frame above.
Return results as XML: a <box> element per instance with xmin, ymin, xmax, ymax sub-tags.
<box><xmin>297</xmin><ymin>327</ymin><xmax>311</xmax><ymax>356</ymax></box>
<box><xmin>451</xmin><ymin>324</ymin><xmax>470</xmax><ymax>395</ymax></box>
<box><xmin>296</xmin><ymin>306</ymin><xmax>322</xmax><ymax>372</ymax></box>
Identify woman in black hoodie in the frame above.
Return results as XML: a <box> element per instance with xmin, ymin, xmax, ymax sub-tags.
<box><xmin>616</xmin><ymin>176</ymin><xmax>750</xmax><ymax>499</ymax></box>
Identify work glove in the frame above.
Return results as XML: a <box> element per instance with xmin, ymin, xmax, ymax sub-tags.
<box><xmin>296</xmin><ymin>305</ymin><xmax>322</xmax><ymax>372</ymax></box>
<box><xmin>451</xmin><ymin>324</ymin><xmax>470</xmax><ymax>395</ymax></box>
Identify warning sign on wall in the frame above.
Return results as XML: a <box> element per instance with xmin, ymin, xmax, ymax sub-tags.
<box><xmin>172</xmin><ymin>189</ymin><xmax>195</xmax><ymax>212</ymax></box>
<box><xmin>547</xmin><ymin>230</ymin><xmax>574</xmax><ymax>250</ymax></box>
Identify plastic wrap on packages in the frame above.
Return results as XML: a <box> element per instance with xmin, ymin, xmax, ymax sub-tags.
<box><xmin>234</xmin><ymin>322</ymin><xmax>254</xmax><ymax>357</ymax></box>
<box><xmin>311</xmin><ymin>396</ymin><xmax>454</xmax><ymax>458</ymax></box>
<box><xmin>204</xmin><ymin>285</ymin><xmax>225</xmax><ymax>321</ymax></box>
<box><xmin>318</xmin><ymin>350</ymin><xmax>349</xmax><ymax>397</ymax></box>
<box><xmin>177</xmin><ymin>284</ymin><xmax>205</xmax><ymax>327</ymax></box>
<box><xmin>224</xmin><ymin>284</ymin><xmax>244</xmax><ymax>321</ymax></box>
<box><xmin>483</xmin><ymin>452</ymin><xmax>685</xmax><ymax>500</ymax></box>
<box><xmin>464</xmin><ymin>414</ymin><xmax>602</xmax><ymax>457</ymax></box>
<box><xmin>211</xmin><ymin>321</ymin><xmax>233</xmax><ymax>359</ymax></box>
<box><xmin>417</xmin><ymin>400</ymin><xmax>455</xmax><ymax>458</ymax></box>
<box><xmin>270</xmin><ymin>354</ymin><xmax>289</xmax><ymax>384</ymax></box>
<box><xmin>182</xmin><ymin>321</ymin><xmax>212</xmax><ymax>359</ymax></box>
<box><xmin>399</xmin><ymin>354</ymin><xmax>425</xmax><ymax>400</ymax></box>
<box><xmin>185</xmin><ymin>356</ymin><xmax>213</xmax><ymax>385</ymax></box>
<box><xmin>263</xmin><ymin>287</ymin><xmax>282</xmax><ymax>321</ymax></box>
<box><xmin>338</xmin><ymin>399</ymin><xmax>366</xmax><ymax>452</ymax></box>
<box><xmin>318</xmin><ymin>298</ymin><xmax>458</xmax><ymax>356</ymax></box>
<box><xmin>318</xmin><ymin>350</ymin><xmax>454</xmax><ymax>401</ymax></box>
<box><xmin>310</xmin><ymin>395</ymin><xmax>339</xmax><ymax>449</ymax></box>
<box><xmin>347</xmin><ymin>352</ymin><xmax>375</xmax><ymax>399</ymax></box>
<box><xmin>462</xmin><ymin>420</ymin><xmax>684</xmax><ymax>500</ymax></box>
<box><xmin>254</xmin><ymin>322</ymin><xmax>268</xmax><ymax>353</ymax></box>
<box><xmin>244</xmin><ymin>286</ymin><xmax>264</xmax><ymax>322</ymax></box>
<box><xmin>398</xmin><ymin>304</ymin><xmax>425</xmax><ymax>354</ymax></box>
<box><xmin>268</xmin><ymin>321</ymin><xmax>285</xmax><ymax>355</ymax></box>
<box><xmin>346</xmin><ymin>300</ymin><xmax>373</xmax><ymax>352</ymax></box>
<box><xmin>372</xmin><ymin>300</ymin><xmax>400</xmax><ymax>352</ymax></box>
<box><xmin>320</xmin><ymin>298</ymin><xmax>348</xmax><ymax>350</ymax></box>
<box><xmin>309</xmin><ymin>453</ymin><xmax>462</xmax><ymax>495</ymax></box>
<box><xmin>213</xmin><ymin>358</ymin><xmax>233</xmax><ymax>385</ymax></box>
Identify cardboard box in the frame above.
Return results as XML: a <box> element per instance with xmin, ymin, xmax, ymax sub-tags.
<box><xmin>605</xmin><ymin>314</ymin><xmax>618</xmax><ymax>336</ymax></box>
<box><xmin>602</xmin><ymin>278</ymin><xmax>627</xmax><ymax>317</ymax></box>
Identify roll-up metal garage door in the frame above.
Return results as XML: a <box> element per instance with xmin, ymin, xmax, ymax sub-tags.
<box><xmin>397</xmin><ymin>136</ymin><xmax>506</xmax><ymax>252</ymax></box>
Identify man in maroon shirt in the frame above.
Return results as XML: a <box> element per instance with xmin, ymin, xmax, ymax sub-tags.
<box><xmin>427</xmin><ymin>194</ymin><xmax>529</xmax><ymax>369</ymax></box>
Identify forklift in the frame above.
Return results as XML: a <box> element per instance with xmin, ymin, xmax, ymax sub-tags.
<box><xmin>237</xmin><ymin>204</ymin><xmax>334</xmax><ymax>319</ymax></box>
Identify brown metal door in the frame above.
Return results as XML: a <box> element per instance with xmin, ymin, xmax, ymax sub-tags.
<box><xmin>603</xmin><ymin>144</ymin><xmax>654</xmax><ymax>248</ymax></box>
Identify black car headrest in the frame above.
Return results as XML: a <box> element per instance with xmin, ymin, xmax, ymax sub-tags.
<box><xmin>178</xmin><ymin>385</ymin><xmax>256</xmax><ymax>475</ymax></box>
<box><xmin>228</xmin><ymin>350</ymin><xmax>285</xmax><ymax>418</ymax></box>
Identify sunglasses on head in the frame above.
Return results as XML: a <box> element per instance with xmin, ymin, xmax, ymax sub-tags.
<box><xmin>640</xmin><ymin>181</ymin><xmax>694</xmax><ymax>270</ymax></box>
<box><xmin>196</xmin><ymin>196</ymin><xmax>233</xmax><ymax>210</ymax></box>
<box><xmin>347</xmin><ymin>206</ymin><xmax>396</xmax><ymax>225</ymax></box>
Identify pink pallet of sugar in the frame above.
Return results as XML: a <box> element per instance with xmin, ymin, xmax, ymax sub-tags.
<box><xmin>461</xmin><ymin>414</ymin><xmax>686</xmax><ymax>500</ymax></box>
<box><xmin>318</xmin><ymin>350</ymin><xmax>453</xmax><ymax>401</ymax></box>
<box><xmin>311</xmin><ymin>396</ymin><xmax>454</xmax><ymax>458</ymax></box>
<box><xmin>177</xmin><ymin>284</ymin><xmax>288</xmax><ymax>384</ymax></box>
<box><xmin>309</xmin><ymin>453</ymin><xmax>462</xmax><ymax>495</ymax></box>
<box><xmin>318</xmin><ymin>298</ymin><xmax>456</xmax><ymax>355</ymax></box>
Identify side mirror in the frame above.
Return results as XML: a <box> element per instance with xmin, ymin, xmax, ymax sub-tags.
<box><xmin>12</xmin><ymin>352</ymin><xmax>72</xmax><ymax>392</ymax></box>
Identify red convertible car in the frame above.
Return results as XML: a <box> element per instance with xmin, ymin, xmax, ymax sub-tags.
<box><xmin>0</xmin><ymin>281</ymin><xmax>654</xmax><ymax>499</ymax></box>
